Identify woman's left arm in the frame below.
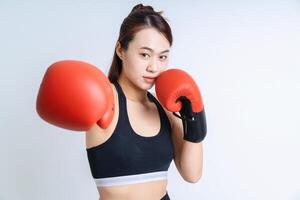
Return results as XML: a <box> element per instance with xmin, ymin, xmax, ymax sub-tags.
<box><xmin>167</xmin><ymin>109</ymin><xmax>203</xmax><ymax>183</ymax></box>
<box><xmin>153</xmin><ymin>93</ymin><xmax>203</xmax><ymax>183</ymax></box>
<box><xmin>153</xmin><ymin>68</ymin><xmax>207</xmax><ymax>183</ymax></box>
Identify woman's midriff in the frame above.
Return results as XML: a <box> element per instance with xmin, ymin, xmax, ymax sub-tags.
<box><xmin>97</xmin><ymin>179</ymin><xmax>168</xmax><ymax>200</ymax></box>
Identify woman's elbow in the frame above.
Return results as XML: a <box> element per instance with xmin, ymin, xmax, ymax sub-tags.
<box><xmin>183</xmin><ymin>173</ymin><xmax>202</xmax><ymax>183</ymax></box>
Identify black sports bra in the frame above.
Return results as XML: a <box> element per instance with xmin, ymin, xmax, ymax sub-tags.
<box><xmin>86</xmin><ymin>81</ymin><xmax>174</xmax><ymax>187</ymax></box>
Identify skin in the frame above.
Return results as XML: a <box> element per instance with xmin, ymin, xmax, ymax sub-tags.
<box><xmin>86</xmin><ymin>27</ymin><xmax>203</xmax><ymax>200</ymax></box>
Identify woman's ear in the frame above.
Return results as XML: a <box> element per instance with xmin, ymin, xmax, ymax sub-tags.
<box><xmin>115</xmin><ymin>41</ymin><xmax>124</xmax><ymax>60</ymax></box>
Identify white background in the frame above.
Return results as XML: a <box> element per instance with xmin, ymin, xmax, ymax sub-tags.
<box><xmin>0</xmin><ymin>0</ymin><xmax>299</xmax><ymax>199</ymax></box>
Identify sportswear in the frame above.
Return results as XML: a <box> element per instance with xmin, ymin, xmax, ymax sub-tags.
<box><xmin>86</xmin><ymin>81</ymin><xmax>174</xmax><ymax>187</ymax></box>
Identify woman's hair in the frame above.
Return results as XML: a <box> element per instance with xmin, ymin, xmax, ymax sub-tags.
<box><xmin>108</xmin><ymin>3</ymin><xmax>173</xmax><ymax>83</ymax></box>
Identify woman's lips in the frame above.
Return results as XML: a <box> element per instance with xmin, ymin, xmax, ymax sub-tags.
<box><xmin>143</xmin><ymin>77</ymin><xmax>156</xmax><ymax>83</ymax></box>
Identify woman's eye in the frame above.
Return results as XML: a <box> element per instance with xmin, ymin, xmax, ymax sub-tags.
<box><xmin>160</xmin><ymin>55</ymin><xmax>168</xmax><ymax>60</ymax></box>
<box><xmin>140</xmin><ymin>53</ymin><xmax>150</xmax><ymax>58</ymax></box>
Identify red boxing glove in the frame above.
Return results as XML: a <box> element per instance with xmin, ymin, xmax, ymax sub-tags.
<box><xmin>36</xmin><ymin>60</ymin><xmax>115</xmax><ymax>131</ymax></box>
<box><xmin>155</xmin><ymin>68</ymin><xmax>207</xmax><ymax>143</ymax></box>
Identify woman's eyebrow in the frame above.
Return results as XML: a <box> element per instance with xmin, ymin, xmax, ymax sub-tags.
<box><xmin>140</xmin><ymin>46</ymin><xmax>169</xmax><ymax>54</ymax></box>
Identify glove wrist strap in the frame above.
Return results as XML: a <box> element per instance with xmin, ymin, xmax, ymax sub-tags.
<box><xmin>173</xmin><ymin>96</ymin><xmax>207</xmax><ymax>143</ymax></box>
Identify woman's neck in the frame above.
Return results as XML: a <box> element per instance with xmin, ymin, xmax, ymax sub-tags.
<box><xmin>118</xmin><ymin>76</ymin><xmax>148</xmax><ymax>103</ymax></box>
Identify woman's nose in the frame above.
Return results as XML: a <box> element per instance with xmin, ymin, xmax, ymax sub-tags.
<box><xmin>147</xmin><ymin>60</ymin><xmax>159</xmax><ymax>72</ymax></box>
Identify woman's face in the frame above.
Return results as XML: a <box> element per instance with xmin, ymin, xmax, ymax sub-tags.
<box><xmin>117</xmin><ymin>27</ymin><xmax>170</xmax><ymax>90</ymax></box>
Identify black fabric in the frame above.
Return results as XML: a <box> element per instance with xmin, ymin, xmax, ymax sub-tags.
<box><xmin>175</xmin><ymin>96</ymin><xmax>207</xmax><ymax>143</ymax></box>
<box><xmin>161</xmin><ymin>192</ymin><xmax>171</xmax><ymax>200</ymax></box>
<box><xmin>86</xmin><ymin>81</ymin><xmax>175</xmax><ymax>178</ymax></box>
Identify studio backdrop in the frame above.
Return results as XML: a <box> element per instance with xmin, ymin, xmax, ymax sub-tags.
<box><xmin>0</xmin><ymin>0</ymin><xmax>299</xmax><ymax>199</ymax></box>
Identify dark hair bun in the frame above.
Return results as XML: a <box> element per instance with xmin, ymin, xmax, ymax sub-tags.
<box><xmin>131</xmin><ymin>3</ymin><xmax>155</xmax><ymax>13</ymax></box>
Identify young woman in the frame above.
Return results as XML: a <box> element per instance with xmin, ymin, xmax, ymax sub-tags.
<box><xmin>36</xmin><ymin>3</ymin><xmax>206</xmax><ymax>200</ymax></box>
<box><xmin>85</xmin><ymin>4</ymin><xmax>206</xmax><ymax>200</ymax></box>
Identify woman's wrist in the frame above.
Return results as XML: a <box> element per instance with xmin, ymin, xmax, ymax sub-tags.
<box><xmin>173</xmin><ymin>97</ymin><xmax>207</xmax><ymax>143</ymax></box>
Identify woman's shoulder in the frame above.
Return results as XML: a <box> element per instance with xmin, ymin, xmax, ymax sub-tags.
<box><xmin>85</xmin><ymin>82</ymin><xmax>119</xmax><ymax>149</ymax></box>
